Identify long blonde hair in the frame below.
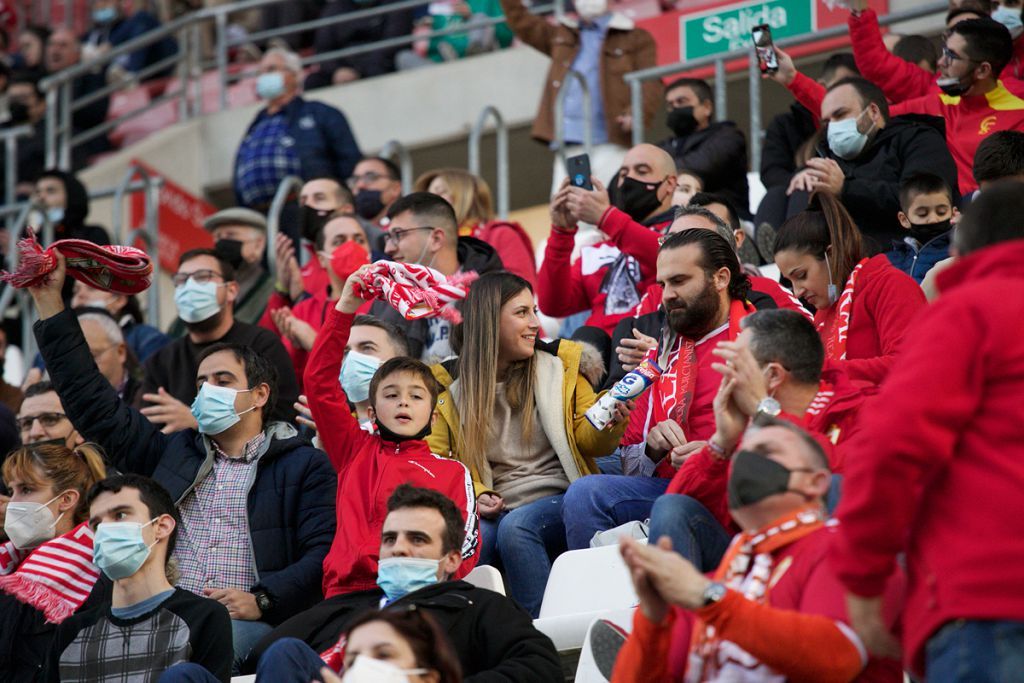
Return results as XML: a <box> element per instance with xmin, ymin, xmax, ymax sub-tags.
<box><xmin>452</xmin><ymin>273</ymin><xmax>536</xmax><ymax>476</ymax></box>
<box><xmin>414</xmin><ymin>168</ymin><xmax>494</xmax><ymax>229</ymax></box>
<box><xmin>2</xmin><ymin>443</ymin><xmax>108</xmax><ymax>524</ymax></box>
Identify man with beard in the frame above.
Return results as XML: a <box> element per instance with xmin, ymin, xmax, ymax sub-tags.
<box><xmin>138</xmin><ymin>249</ymin><xmax>300</xmax><ymax>432</ymax></box>
<box><xmin>562</xmin><ymin>229</ymin><xmax>754</xmax><ymax>549</ymax></box>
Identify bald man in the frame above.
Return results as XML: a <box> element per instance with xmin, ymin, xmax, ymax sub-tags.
<box><xmin>539</xmin><ymin>144</ymin><xmax>678</xmax><ymax>333</ymax></box>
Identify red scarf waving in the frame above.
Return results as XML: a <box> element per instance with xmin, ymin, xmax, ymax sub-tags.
<box><xmin>816</xmin><ymin>258</ymin><xmax>869</xmax><ymax>362</ymax></box>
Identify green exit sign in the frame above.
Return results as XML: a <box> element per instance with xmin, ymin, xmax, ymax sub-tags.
<box><xmin>680</xmin><ymin>0</ymin><xmax>814</xmax><ymax>61</ymax></box>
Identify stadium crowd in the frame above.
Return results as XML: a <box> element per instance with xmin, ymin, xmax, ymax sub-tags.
<box><xmin>2</xmin><ymin>0</ymin><xmax>1024</xmax><ymax>681</ymax></box>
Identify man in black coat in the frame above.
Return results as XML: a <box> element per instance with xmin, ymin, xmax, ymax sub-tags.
<box><xmin>27</xmin><ymin>255</ymin><xmax>336</xmax><ymax>670</ymax></box>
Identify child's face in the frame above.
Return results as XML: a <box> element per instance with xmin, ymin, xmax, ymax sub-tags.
<box><xmin>370</xmin><ymin>371</ymin><xmax>434</xmax><ymax>436</ymax></box>
<box><xmin>673</xmin><ymin>173</ymin><xmax>702</xmax><ymax>207</ymax></box>
<box><xmin>898</xmin><ymin>191</ymin><xmax>954</xmax><ymax>228</ymax></box>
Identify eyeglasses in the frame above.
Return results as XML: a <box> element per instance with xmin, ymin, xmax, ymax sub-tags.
<box><xmin>941</xmin><ymin>46</ymin><xmax>974</xmax><ymax>63</ymax></box>
<box><xmin>18</xmin><ymin>412</ymin><xmax>68</xmax><ymax>433</ymax></box>
<box><xmin>383</xmin><ymin>227</ymin><xmax>435</xmax><ymax>246</ymax></box>
<box><xmin>347</xmin><ymin>172</ymin><xmax>388</xmax><ymax>188</ymax></box>
<box><xmin>172</xmin><ymin>269</ymin><xmax>225</xmax><ymax>287</ymax></box>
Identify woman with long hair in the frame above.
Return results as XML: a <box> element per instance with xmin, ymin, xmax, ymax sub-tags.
<box><xmin>339</xmin><ymin>607</ymin><xmax>462</xmax><ymax>683</ymax></box>
<box><xmin>427</xmin><ymin>272</ymin><xmax>627</xmax><ymax>616</ymax></box>
<box><xmin>773</xmin><ymin>192</ymin><xmax>926</xmax><ymax>385</ymax></box>
<box><xmin>414</xmin><ymin>168</ymin><xmax>537</xmax><ymax>286</ymax></box>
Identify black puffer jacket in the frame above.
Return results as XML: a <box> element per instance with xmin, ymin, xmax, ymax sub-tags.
<box><xmin>658</xmin><ymin>121</ymin><xmax>750</xmax><ymax>218</ymax></box>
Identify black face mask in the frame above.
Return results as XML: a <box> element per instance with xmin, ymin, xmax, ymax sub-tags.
<box><xmin>8</xmin><ymin>101</ymin><xmax>30</xmax><ymax>125</ymax></box>
<box><xmin>354</xmin><ymin>190</ymin><xmax>385</xmax><ymax>221</ymax></box>
<box><xmin>614</xmin><ymin>176</ymin><xmax>665</xmax><ymax>222</ymax></box>
<box><xmin>937</xmin><ymin>75</ymin><xmax>972</xmax><ymax>97</ymax></box>
<box><xmin>375</xmin><ymin>418</ymin><xmax>431</xmax><ymax>444</ymax></box>
<box><xmin>666</xmin><ymin>106</ymin><xmax>698</xmax><ymax>137</ymax></box>
<box><xmin>908</xmin><ymin>218</ymin><xmax>952</xmax><ymax>244</ymax></box>
<box><xmin>299</xmin><ymin>204</ymin><xmax>332</xmax><ymax>242</ymax></box>
<box><xmin>728</xmin><ymin>449</ymin><xmax>816</xmax><ymax>509</ymax></box>
<box><xmin>214</xmin><ymin>238</ymin><xmax>245</xmax><ymax>269</ymax></box>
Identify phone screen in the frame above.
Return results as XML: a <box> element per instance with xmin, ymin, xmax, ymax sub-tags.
<box><xmin>752</xmin><ymin>24</ymin><xmax>779</xmax><ymax>74</ymax></box>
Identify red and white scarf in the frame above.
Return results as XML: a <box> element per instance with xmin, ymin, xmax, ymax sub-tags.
<box><xmin>354</xmin><ymin>262</ymin><xmax>478</xmax><ymax>323</ymax></box>
<box><xmin>0</xmin><ymin>522</ymin><xmax>100</xmax><ymax>623</ymax></box>
<box><xmin>818</xmin><ymin>258</ymin><xmax>868</xmax><ymax>362</ymax></box>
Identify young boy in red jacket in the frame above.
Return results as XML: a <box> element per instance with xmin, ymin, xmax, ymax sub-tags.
<box><xmin>304</xmin><ymin>266</ymin><xmax>479</xmax><ymax>599</ymax></box>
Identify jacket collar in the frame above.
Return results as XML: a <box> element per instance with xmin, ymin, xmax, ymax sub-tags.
<box><xmin>559</xmin><ymin>11</ymin><xmax>634</xmax><ymax>31</ymax></box>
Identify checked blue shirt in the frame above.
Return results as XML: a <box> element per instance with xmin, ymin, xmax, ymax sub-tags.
<box><xmin>235</xmin><ymin>112</ymin><xmax>302</xmax><ymax>208</ymax></box>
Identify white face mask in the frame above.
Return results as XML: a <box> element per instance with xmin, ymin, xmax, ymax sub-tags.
<box><xmin>575</xmin><ymin>0</ymin><xmax>608</xmax><ymax>20</ymax></box>
<box><xmin>4</xmin><ymin>493</ymin><xmax>65</xmax><ymax>549</ymax></box>
<box><xmin>342</xmin><ymin>655</ymin><xmax>428</xmax><ymax>683</ymax></box>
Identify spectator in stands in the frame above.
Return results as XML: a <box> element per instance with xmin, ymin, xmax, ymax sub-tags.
<box><xmin>397</xmin><ymin>0</ymin><xmax>514</xmax><ymax>69</ymax></box>
<box><xmin>500</xmin><ymin>0</ymin><xmax>661</xmax><ymax>189</ymax></box>
<box><xmin>774</xmin><ymin>192</ymin><xmax>925</xmax><ymax>386</ymax></box>
<box><xmin>658</xmin><ymin>77</ymin><xmax>750</xmax><ymax>218</ymax></box>
<box><xmin>539</xmin><ymin>143</ymin><xmax>677</xmax><ymax>334</ymax></box>
<box><xmin>378</xmin><ymin>193</ymin><xmax>503</xmax><ymax>362</ymax></box>
<box><xmin>34</xmin><ymin>170</ymin><xmax>110</xmax><ymax>246</ymax></box>
<box><xmin>81</xmin><ymin>0</ymin><xmax>179</xmax><ymax>83</ymax></box>
<box><xmin>298</xmin><ymin>175</ymin><xmax>355</xmax><ymax>243</ymax></box>
<box><xmin>688</xmin><ymin>191</ymin><xmax>761</xmax><ymax>265</ymax></box>
<box><xmin>305</xmin><ymin>0</ymin><xmax>415</xmax><ymax>88</ymax></box>
<box><xmin>428</xmin><ymin>272</ymin><xmax>629</xmax><ymax>616</ymax></box>
<box><xmin>260</xmin><ymin>0</ymin><xmax>321</xmax><ymax>51</ymax></box>
<box><xmin>17</xmin><ymin>381</ymin><xmax>83</xmax><ymax>448</ymax></box>
<box><xmin>350</xmin><ymin>157</ymin><xmax>402</xmax><ymax>225</ymax></box>
<box><xmin>243</xmin><ymin>485</ymin><xmax>561</xmax><ymax>680</ymax></box>
<box><xmin>47</xmin><ymin>474</ymin><xmax>232</xmax><ymax>681</ymax></box>
<box><xmin>70</xmin><ymin>280</ymin><xmax>170</xmax><ymax>362</ymax></box>
<box><xmin>886</xmin><ymin>173</ymin><xmax>957</xmax><ymax>284</ymax></box>
<box><xmin>44</xmin><ymin>28</ymin><xmax>110</xmax><ymax>161</ymax></box>
<box><xmin>234</xmin><ymin>48</ymin><xmax>361</xmax><ymax>214</ymax></box>
<box><xmin>831</xmin><ymin>181</ymin><xmax>1024</xmax><ymax>679</ymax></box>
<box><xmin>140</xmin><ymin>249</ymin><xmax>300</xmax><ymax>430</ymax></box>
<box><xmin>0</xmin><ymin>443</ymin><xmax>107</xmax><ymax>681</ymax></box>
<box><xmin>78</xmin><ymin>309</ymin><xmax>142</xmax><ymax>404</ymax></box>
<box><xmin>672</xmin><ymin>169</ymin><xmax>702</xmax><ymax>208</ymax></box>
<box><xmin>611</xmin><ymin>418</ymin><xmax>903</xmax><ymax>682</ymax></box>
<box><xmin>11</xmin><ymin>26</ymin><xmax>49</xmax><ymax>81</ymax></box>
<box><xmin>972</xmin><ymin>128</ymin><xmax>1024</xmax><ymax>188</ymax></box>
<box><xmin>893</xmin><ymin>34</ymin><xmax>940</xmax><ymax>72</ymax></box>
<box><xmin>30</xmin><ymin>260</ymin><xmax>336</xmax><ymax>671</ymax></box>
<box><xmin>303</xmin><ymin>270</ymin><xmax>478</xmax><ymax>602</ymax></box>
<box><xmin>204</xmin><ymin>207</ymin><xmax>274</xmax><ymax>326</ymax></box>
<box><xmin>4</xmin><ymin>74</ymin><xmax>47</xmax><ymax>193</ymax></box>
<box><xmin>414</xmin><ymin>167</ymin><xmax>537</xmax><ymax>285</ymax></box>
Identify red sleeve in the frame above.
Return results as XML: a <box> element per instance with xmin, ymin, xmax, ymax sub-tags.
<box><xmin>258</xmin><ymin>290</ymin><xmax>292</xmax><ymax>333</ymax></box>
<box><xmin>303</xmin><ymin>306</ymin><xmax>367</xmax><ymax>473</ymax></box>
<box><xmin>635</xmin><ymin>285</ymin><xmax>662</xmax><ymax>317</ymax></box>
<box><xmin>831</xmin><ymin>294</ymin><xmax>986</xmax><ymax>597</ymax></box>
<box><xmin>696</xmin><ymin>590</ymin><xmax>864</xmax><ymax>682</ymax></box>
<box><xmin>787</xmin><ymin>72</ymin><xmax>826</xmax><ymax>123</ymax></box>
<box><xmin>610</xmin><ymin>608</ymin><xmax>675</xmax><ymax>683</ymax></box>
<box><xmin>665</xmin><ymin>446</ymin><xmax>732</xmax><ymax>530</ymax></box>
<box><xmin>485</xmin><ymin>226</ymin><xmax>537</xmax><ymax>288</ymax></box>
<box><xmin>537</xmin><ymin>228</ymin><xmax>589</xmax><ymax>317</ymax></box>
<box><xmin>599</xmin><ymin>206</ymin><xmax>661</xmax><ymax>279</ymax></box>
<box><xmin>749</xmin><ymin>277</ymin><xmax>811</xmax><ymax>321</ymax></box>
<box><xmin>850</xmin><ymin>9</ymin><xmax>935</xmax><ymax>104</ymax></box>
<box><xmin>889</xmin><ymin>92</ymin><xmax>943</xmax><ymax>118</ymax></box>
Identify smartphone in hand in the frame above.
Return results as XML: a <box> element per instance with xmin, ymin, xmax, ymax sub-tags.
<box><xmin>751</xmin><ymin>24</ymin><xmax>779</xmax><ymax>74</ymax></box>
<box><xmin>566</xmin><ymin>154</ymin><xmax>594</xmax><ymax>191</ymax></box>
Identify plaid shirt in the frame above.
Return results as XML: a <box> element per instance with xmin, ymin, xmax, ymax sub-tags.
<box><xmin>175</xmin><ymin>432</ymin><xmax>266</xmax><ymax>595</ymax></box>
<box><xmin>235</xmin><ymin>113</ymin><xmax>301</xmax><ymax>207</ymax></box>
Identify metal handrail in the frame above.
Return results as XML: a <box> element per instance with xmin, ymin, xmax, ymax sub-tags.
<box><xmin>1</xmin><ymin>125</ymin><xmax>33</xmax><ymax>208</ymax></box>
<box><xmin>266</xmin><ymin>175</ymin><xmax>304</xmax><ymax>278</ymax></box>
<box><xmin>380</xmin><ymin>140</ymin><xmax>414</xmax><ymax>195</ymax></box>
<box><xmin>468</xmin><ymin>106</ymin><xmax>510</xmax><ymax>219</ymax></box>
<box><xmin>553</xmin><ymin>69</ymin><xmax>593</xmax><ymax>160</ymax></box>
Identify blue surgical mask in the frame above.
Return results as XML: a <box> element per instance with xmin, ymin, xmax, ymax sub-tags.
<box><xmin>827</xmin><ymin>110</ymin><xmax>872</xmax><ymax>160</ymax></box>
<box><xmin>376</xmin><ymin>556</ymin><xmax>440</xmax><ymax>602</ymax></box>
<box><xmin>174</xmin><ymin>278</ymin><xmax>222</xmax><ymax>323</ymax></box>
<box><xmin>46</xmin><ymin>207</ymin><xmax>65</xmax><ymax>224</ymax></box>
<box><xmin>993</xmin><ymin>6</ymin><xmax>1024</xmax><ymax>40</ymax></box>
<box><xmin>94</xmin><ymin>519</ymin><xmax>158</xmax><ymax>580</ymax></box>
<box><xmin>92</xmin><ymin>6</ymin><xmax>117</xmax><ymax>24</ymax></box>
<box><xmin>190</xmin><ymin>383</ymin><xmax>255</xmax><ymax>435</ymax></box>
<box><xmin>256</xmin><ymin>72</ymin><xmax>285</xmax><ymax>100</ymax></box>
<box><xmin>340</xmin><ymin>351</ymin><xmax>382</xmax><ymax>403</ymax></box>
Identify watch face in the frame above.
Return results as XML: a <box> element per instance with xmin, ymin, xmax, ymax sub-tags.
<box><xmin>256</xmin><ymin>594</ymin><xmax>271</xmax><ymax>610</ymax></box>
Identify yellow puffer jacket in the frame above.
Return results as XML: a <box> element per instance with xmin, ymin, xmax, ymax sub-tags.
<box><xmin>428</xmin><ymin>339</ymin><xmax>625</xmax><ymax>497</ymax></box>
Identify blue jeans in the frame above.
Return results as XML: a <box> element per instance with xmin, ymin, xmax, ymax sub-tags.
<box><xmin>479</xmin><ymin>493</ymin><xmax>567</xmax><ymax>618</ymax></box>
<box><xmin>647</xmin><ymin>494</ymin><xmax>732</xmax><ymax>572</ymax></box>
<box><xmin>562</xmin><ymin>475</ymin><xmax>670</xmax><ymax>550</ymax></box>
<box><xmin>159</xmin><ymin>638</ymin><xmax>327</xmax><ymax>683</ymax></box>
<box><xmin>925</xmin><ymin>619</ymin><xmax>1024</xmax><ymax>682</ymax></box>
<box><xmin>232</xmin><ymin>618</ymin><xmax>274</xmax><ymax>674</ymax></box>
<box><xmin>594</xmin><ymin>454</ymin><xmax>623</xmax><ymax>475</ymax></box>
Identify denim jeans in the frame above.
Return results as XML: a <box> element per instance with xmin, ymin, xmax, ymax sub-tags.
<box><xmin>647</xmin><ymin>494</ymin><xmax>732</xmax><ymax>572</ymax></box>
<box><xmin>925</xmin><ymin>619</ymin><xmax>1024</xmax><ymax>682</ymax></box>
<box><xmin>479</xmin><ymin>493</ymin><xmax>567</xmax><ymax>617</ymax></box>
<box><xmin>562</xmin><ymin>475</ymin><xmax>670</xmax><ymax>550</ymax></box>
<box><xmin>158</xmin><ymin>638</ymin><xmax>327</xmax><ymax>683</ymax></box>
<box><xmin>231</xmin><ymin>618</ymin><xmax>274</xmax><ymax>674</ymax></box>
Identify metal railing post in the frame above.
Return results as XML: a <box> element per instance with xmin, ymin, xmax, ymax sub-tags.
<box><xmin>215</xmin><ymin>10</ymin><xmax>229</xmax><ymax>112</ymax></box>
<box><xmin>59</xmin><ymin>83</ymin><xmax>72</xmax><ymax>170</ymax></box>
<box><xmin>468</xmin><ymin>106</ymin><xmax>510</xmax><ymax>218</ymax></box>
<box><xmin>379</xmin><ymin>140</ymin><xmax>414</xmax><ymax>194</ymax></box>
<box><xmin>553</xmin><ymin>70</ymin><xmax>592</xmax><ymax>161</ymax></box>
<box><xmin>630</xmin><ymin>78</ymin><xmax>643</xmax><ymax>146</ymax></box>
<box><xmin>190</xmin><ymin>23</ymin><xmax>204</xmax><ymax>118</ymax></box>
<box><xmin>2</xmin><ymin>126</ymin><xmax>33</xmax><ymax>208</ymax></box>
<box><xmin>748</xmin><ymin>48</ymin><xmax>762</xmax><ymax>176</ymax></box>
<box><xmin>178</xmin><ymin>26</ymin><xmax>191</xmax><ymax>122</ymax></box>
<box><xmin>44</xmin><ymin>87</ymin><xmax>58</xmax><ymax>170</ymax></box>
<box><xmin>714</xmin><ymin>58</ymin><xmax>727</xmax><ymax>123</ymax></box>
<box><xmin>267</xmin><ymin>176</ymin><xmax>305</xmax><ymax>278</ymax></box>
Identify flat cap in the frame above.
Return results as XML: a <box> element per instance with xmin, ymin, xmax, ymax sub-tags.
<box><xmin>203</xmin><ymin>207</ymin><xmax>267</xmax><ymax>232</ymax></box>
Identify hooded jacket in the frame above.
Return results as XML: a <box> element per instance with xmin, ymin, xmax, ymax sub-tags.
<box><xmin>36</xmin><ymin>170</ymin><xmax>110</xmax><ymax>246</ymax></box>
<box><xmin>428</xmin><ymin>338</ymin><xmax>625</xmax><ymax>496</ymax></box>
<box><xmin>831</xmin><ymin>239</ymin><xmax>1024</xmax><ymax>675</ymax></box>
<box><xmin>369</xmin><ymin>236</ymin><xmax>503</xmax><ymax>359</ymax></box>
<box><xmin>657</xmin><ymin>121</ymin><xmax>751</xmax><ymax>218</ymax></box>
<box><xmin>303</xmin><ymin>307</ymin><xmax>479</xmax><ymax>597</ymax></box>
<box><xmin>35</xmin><ymin>309</ymin><xmax>336</xmax><ymax>625</ymax></box>
<box><xmin>885</xmin><ymin>229</ymin><xmax>953</xmax><ymax>285</ymax></box>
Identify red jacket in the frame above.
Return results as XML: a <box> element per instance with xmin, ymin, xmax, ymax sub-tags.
<box><xmin>536</xmin><ymin>206</ymin><xmax>672</xmax><ymax>333</ymax></box>
<box><xmin>814</xmin><ymin>254</ymin><xmax>925</xmax><ymax>386</ymax></box>
<box><xmin>467</xmin><ymin>220</ymin><xmax>537</xmax><ymax>288</ymax></box>
<box><xmin>304</xmin><ymin>307</ymin><xmax>480</xmax><ymax>597</ymax></box>
<box><xmin>831</xmin><ymin>239</ymin><xmax>1024</xmax><ymax>676</ymax></box>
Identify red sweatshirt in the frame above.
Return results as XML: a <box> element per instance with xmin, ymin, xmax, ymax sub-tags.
<box><xmin>813</xmin><ymin>254</ymin><xmax>925</xmax><ymax>386</ymax></box>
<box><xmin>831</xmin><ymin>239</ymin><xmax>1024</xmax><ymax>676</ymax></box>
<box><xmin>304</xmin><ymin>307</ymin><xmax>480</xmax><ymax>597</ymax></box>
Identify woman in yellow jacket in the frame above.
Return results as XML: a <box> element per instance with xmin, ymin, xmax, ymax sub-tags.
<box><xmin>428</xmin><ymin>272</ymin><xmax>629</xmax><ymax>616</ymax></box>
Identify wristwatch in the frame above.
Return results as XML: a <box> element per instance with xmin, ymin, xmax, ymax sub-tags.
<box><xmin>702</xmin><ymin>581</ymin><xmax>727</xmax><ymax>607</ymax></box>
<box><xmin>755</xmin><ymin>396</ymin><xmax>782</xmax><ymax>419</ymax></box>
<box><xmin>253</xmin><ymin>590</ymin><xmax>273</xmax><ymax>615</ymax></box>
